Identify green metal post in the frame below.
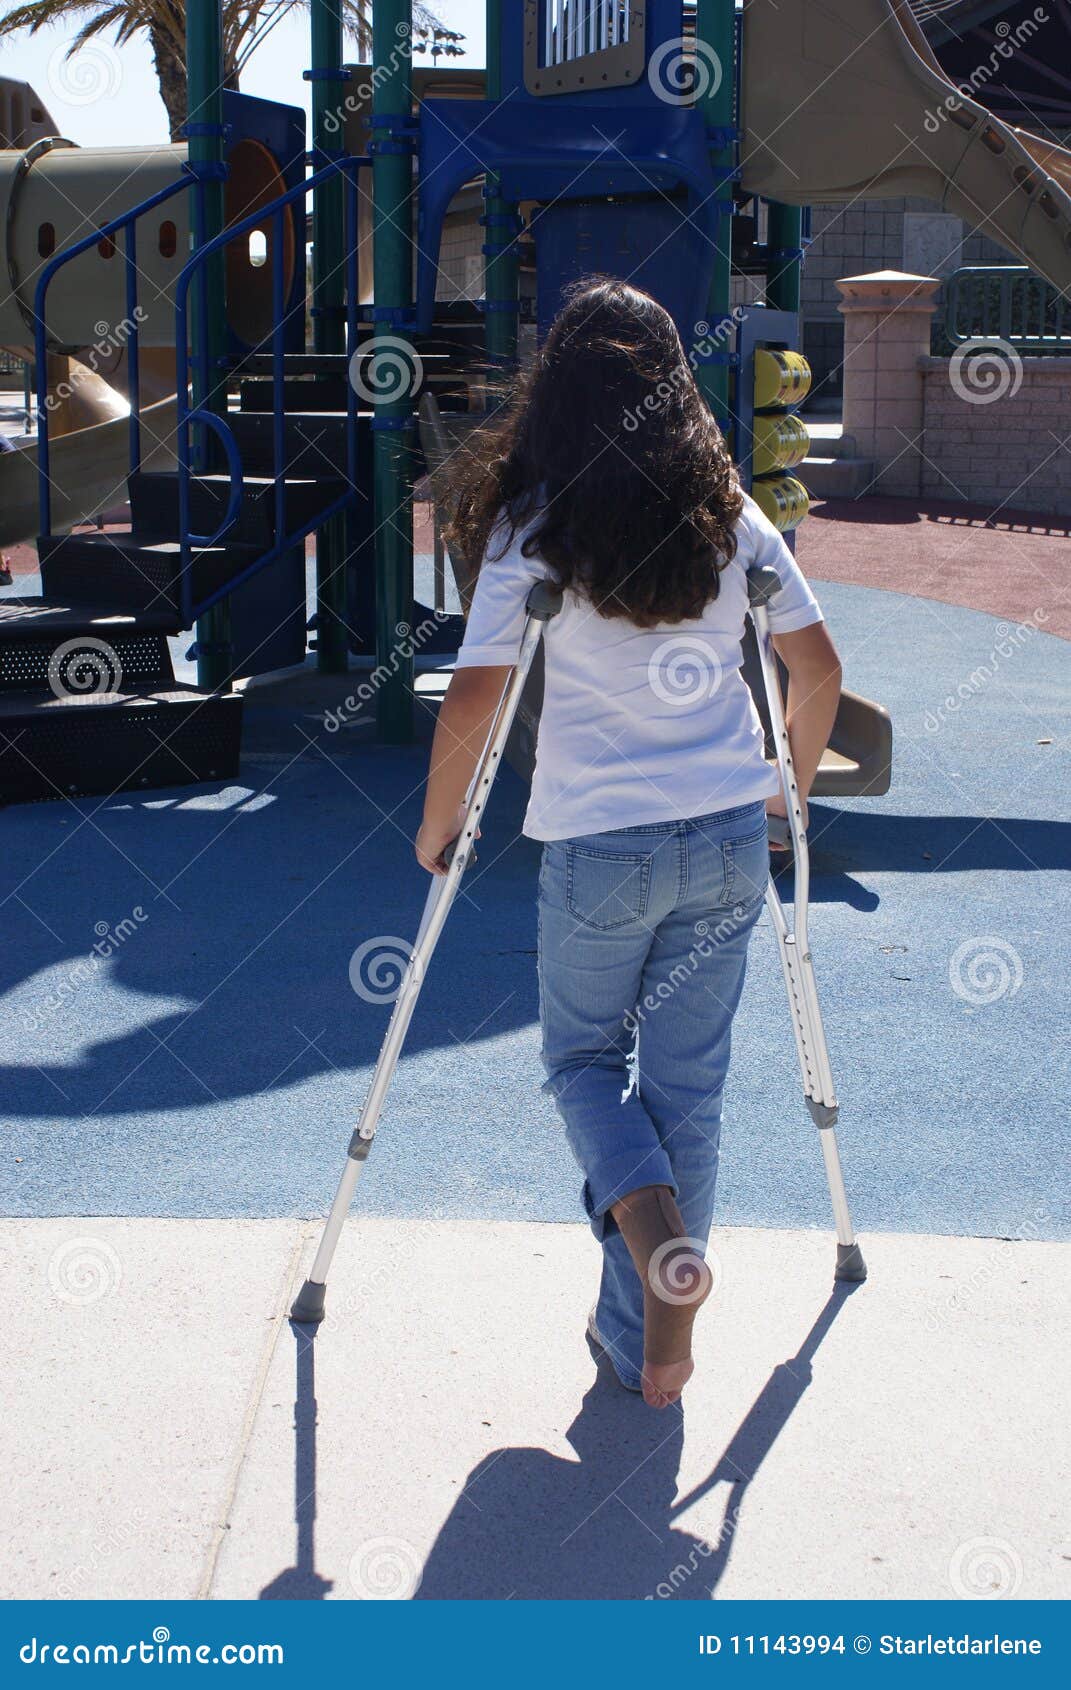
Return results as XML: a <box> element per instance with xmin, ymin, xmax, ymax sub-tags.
<box><xmin>310</xmin><ymin>0</ymin><xmax>350</xmax><ymax>673</ymax></box>
<box><xmin>186</xmin><ymin>0</ymin><xmax>232</xmax><ymax>691</ymax></box>
<box><xmin>483</xmin><ymin>1</ymin><xmax>519</xmax><ymax>387</ymax></box>
<box><xmin>694</xmin><ymin>0</ymin><xmax>737</xmax><ymax>432</ymax></box>
<box><xmin>766</xmin><ymin>202</ymin><xmax>803</xmax><ymax>314</ymax></box>
<box><xmin>371</xmin><ymin>0</ymin><xmax>415</xmax><ymax>742</ymax></box>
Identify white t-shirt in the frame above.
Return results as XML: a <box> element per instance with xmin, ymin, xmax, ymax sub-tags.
<box><xmin>454</xmin><ymin>493</ymin><xmax>824</xmax><ymax>842</ymax></box>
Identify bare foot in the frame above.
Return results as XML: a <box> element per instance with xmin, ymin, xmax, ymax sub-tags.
<box><xmin>610</xmin><ymin>1187</ymin><xmax>712</xmax><ymax>1409</ymax></box>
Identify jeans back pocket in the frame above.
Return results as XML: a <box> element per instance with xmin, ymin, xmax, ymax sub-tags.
<box><xmin>566</xmin><ymin>846</ymin><xmax>652</xmax><ymax>931</ymax></box>
<box><xmin>721</xmin><ymin>821</ymin><xmax>769</xmax><ymax>915</ymax></box>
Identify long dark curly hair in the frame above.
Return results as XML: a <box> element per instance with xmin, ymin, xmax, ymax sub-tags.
<box><xmin>445</xmin><ymin>277</ymin><xmax>744</xmax><ymax>627</ymax></box>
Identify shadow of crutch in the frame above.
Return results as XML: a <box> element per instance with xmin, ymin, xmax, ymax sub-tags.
<box><xmin>259</xmin><ymin>1325</ymin><xmax>334</xmax><ymax>1600</ymax></box>
<box><xmin>668</xmin><ymin>1282</ymin><xmax>863</xmax><ymax>1594</ymax></box>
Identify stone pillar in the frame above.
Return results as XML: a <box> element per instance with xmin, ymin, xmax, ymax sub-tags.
<box><xmin>836</xmin><ymin>270</ymin><xmax>940</xmax><ymax>497</ymax></box>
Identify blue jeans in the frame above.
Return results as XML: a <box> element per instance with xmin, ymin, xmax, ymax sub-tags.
<box><xmin>538</xmin><ymin>802</ymin><xmax>769</xmax><ymax>1390</ymax></box>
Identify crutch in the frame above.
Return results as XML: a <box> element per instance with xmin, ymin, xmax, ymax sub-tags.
<box><xmin>747</xmin><ymin>567</ymin><xmax>867</xmax><ymax>1282</ymax></box>
<box><xmin>290</xmin><ymin>581</ymin><xmax>564</xmax><ymax>1323</ymax></box>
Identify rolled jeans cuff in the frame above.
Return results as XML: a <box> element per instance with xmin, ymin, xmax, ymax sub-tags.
<box><xmin>580</xmin><ymin>1145</ymin><xmax>678</xmax><ymax>1241</ymax></box>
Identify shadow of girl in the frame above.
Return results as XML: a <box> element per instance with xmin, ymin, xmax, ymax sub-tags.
<box><xmin>415</xmin><ymin>1359</ymin><xmax>714</xmax><ymax>1600</ymax></box>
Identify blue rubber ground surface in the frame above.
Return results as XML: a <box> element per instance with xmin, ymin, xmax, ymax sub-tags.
<box><xmin>2</xmin><ymin>580</ymin><xmax>1068</xmax><ymax>1237</ymax></box>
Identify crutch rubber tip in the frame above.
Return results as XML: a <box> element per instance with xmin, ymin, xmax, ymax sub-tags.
<box><xmin>290</xmin><ymin>1278</ymin><xmax>327</xmax><ymax>1323</ymax></box>
<box><xmin>834</xmin><ymin>1242</ymin><xmax>868</xmax><ymax>1283</ymax></box>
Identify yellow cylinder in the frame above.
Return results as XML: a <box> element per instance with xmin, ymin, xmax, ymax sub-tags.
<box><xmin>753</xmin><ymin>347</ymin><xmax>812</xmax><ymax>410</ymax></box>
<box><xmin>752</xmin><ymin>411</ymin><xmax>810</xmax><ymax>476</ymax></box>
<box><xmin>751</xmin><ymin>474</ymin><xmax>811</xmax><ymax>533</ymax></box>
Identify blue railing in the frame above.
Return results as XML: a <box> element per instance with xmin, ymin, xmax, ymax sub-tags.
<box><xmin>943</xmin><ymin>265</ymin><xmax>1071</xmax><ymax>353</ymax></box>
<box><xmin>32</xmin><ymin>171</ymin><xmax>201</xmax><ymax>537</ymax></box>
<box><xmin>173</xmin><ymin>155</ymin><xmax>367</xmax><ymax>625</ymax></box>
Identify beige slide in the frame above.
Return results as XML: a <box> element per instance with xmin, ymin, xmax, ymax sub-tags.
<box><xmin>741</xmin><ymin>0</ymin><xmax>1071</xmax><ymax>293</ymax></box>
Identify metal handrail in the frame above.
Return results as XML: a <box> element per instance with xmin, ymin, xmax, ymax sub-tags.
<box><xmin>943</xmin><ymin>264</ymin><xmax>1071</xmax><ymax>352</ymax></box>
<box><xmin>173</xmin><ymin>153</ymin><xmax>367</xmax><ymax>625</ymax></box>
<box><xmin>31</xmin><ymin>171</ymin><xmax>199</xmax><ymax>537</ymax></box>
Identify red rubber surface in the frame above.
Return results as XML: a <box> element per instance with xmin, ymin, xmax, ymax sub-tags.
<box><xmin>8</xmin><ymin>498</ymin><xmax>1069</xmax><ymax>638</ymax></box>
<box><xmin>799</xmin><ymin>496</ymin><xmax>1071</xmax><ymax>640</ymax></box>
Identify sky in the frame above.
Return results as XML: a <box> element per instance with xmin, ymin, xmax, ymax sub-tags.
<box><xmin>0</xmin><ymin>1</ymin><xmax>486</xmax><ymax>148</ymax></box>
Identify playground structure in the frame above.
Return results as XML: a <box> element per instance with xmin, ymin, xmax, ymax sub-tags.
<box><xmin>1</xmin><ymin>0</ymin><xmax>1070</xmax><ymax>807</ymax></box>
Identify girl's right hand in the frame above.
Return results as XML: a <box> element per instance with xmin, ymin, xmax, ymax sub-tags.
<box><xmin>766</xmin><ymin>791</ymin><xmax>806</xmax><ymax>851</ymax></box>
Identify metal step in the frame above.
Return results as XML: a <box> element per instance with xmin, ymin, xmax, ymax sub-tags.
<box><xmin>226</xmin><ymin>410</ymin><xmax>354</xmax><ymax>478</ymax></box>
<box><xmin>0</xmin><ymin>684</ymin><xmax>242</xmax><ymax>806</ymax></box>
<box><xmin>38</xmin><ymin>532</ymin><xmax>263</xmax><ymax>618</ymax></box>
<box><xmin>127</xmin><ymin>471</ymin><xmax>349</xmax><ymax>549</ymax></box>
<box><xmin>0</xmin><ymin>597</ymin><xmax>177</xmax><ymax>693</ymax></box>
<box><xmin>238</xmin><ymin>377</ymin><xmax>351</xmax><ymax>415</ymax></box>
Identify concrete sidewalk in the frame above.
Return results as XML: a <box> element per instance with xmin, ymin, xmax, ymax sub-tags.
<box><xmin>5</xmin><ymin>1217</ymin><xmax>1068</xmax><ymax>1602</ymax></box>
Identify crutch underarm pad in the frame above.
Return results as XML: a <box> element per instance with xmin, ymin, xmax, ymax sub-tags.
<box><xmin>747</xmin><ymin>567</ymin><xmax>781</xmax><ymax>607</ymax></box>
<box><xmin>526</xmin><ymin>581</ymin><xmax>564</xmax><ymax>620</ymax></box>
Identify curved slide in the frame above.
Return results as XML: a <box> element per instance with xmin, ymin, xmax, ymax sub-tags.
<box><xmin>0</xmin><ymin>393</ymin><xmax>178</xmax><ymax>551</ymax></box>
<box><xmin>741</xmin><ymin>0</ymin><xmax>1071</xmax><ymax>294</ymax></box>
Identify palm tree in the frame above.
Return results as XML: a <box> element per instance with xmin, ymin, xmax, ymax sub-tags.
<box><xmin>0</xmin><ymin>2</ymin><xmax>463</xmax><ymax>139</ymax></box>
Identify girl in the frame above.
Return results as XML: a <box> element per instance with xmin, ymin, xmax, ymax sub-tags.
<box><xmin>415</xmin><ymin>279</ymin><xmax>841</xmax><ymax>1410</ymax></box>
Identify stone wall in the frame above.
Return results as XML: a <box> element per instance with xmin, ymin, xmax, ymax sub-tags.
<box><xmin>802</xmin><ymin>197</ymin><xmax>1019</xmax><ymax>401</ymax></box>
<box><xmin>919</xmin><ymin>356</ymin><xmax>1071</xmax><ymax>517</ymax></box>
